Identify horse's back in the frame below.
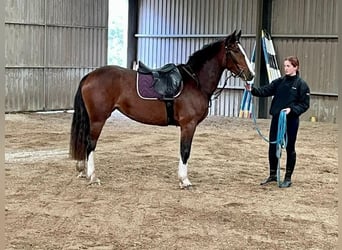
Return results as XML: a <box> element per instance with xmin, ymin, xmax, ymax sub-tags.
<box><xmin>89</xmin><ymin>65</ymin><xmax>136</xmax><ymax>83</ymax></box>
<box><xmin>82</xmin><ymin>65</ymin><xmax>136</xmax><ymax>93</ymax></box>
<box><xmin>80</xmin><ymin>65</ymin><xmax>135</xmax><ymax>117</ymax></box>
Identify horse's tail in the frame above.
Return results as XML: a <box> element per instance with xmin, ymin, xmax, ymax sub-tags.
<box><xmin>69</xmin><ymin>75</ymin><xmax>90</xmax><ymax>161</ymax></box>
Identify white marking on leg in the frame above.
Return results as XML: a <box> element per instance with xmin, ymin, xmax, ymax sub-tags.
<box><xmin>178</xmin><ymin>158</ymin><xmax>192</xmax><ymax>188</ymax></box>
<box><xmin>87</xmin><ymin>151</ymin><xmax>95</xmax><ymax>179</ymax></box>
<box><xmin>86</xmin><ymin>151</ymin><xmax>100</xmax><ymax>185</ymax></box>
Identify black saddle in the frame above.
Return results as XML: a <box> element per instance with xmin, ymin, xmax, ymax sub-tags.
<box><xmin>138</xmin><ymin>61</ymin><xmax>182</xmax><ymax>99</ymax></box>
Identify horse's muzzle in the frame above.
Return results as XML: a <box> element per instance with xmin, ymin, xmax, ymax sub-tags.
<box><xmin>243</xmin><ymin>71</ymin><xmax>255</xmax><ymax>82</ymax></box>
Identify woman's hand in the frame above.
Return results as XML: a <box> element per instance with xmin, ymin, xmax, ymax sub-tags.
<box><xmin>282</xmin><ymin>108</ymin><xmax>291</xmax><ymax>114</ymax></box>
<box><xmin>244</xmin><ymin>83</ymin><xmax>252</xmax><ymax>91</ymax></box>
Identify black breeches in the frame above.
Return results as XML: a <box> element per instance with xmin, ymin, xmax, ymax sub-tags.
<box><xmin>268</xmin><ymin>114</ymin><xmax>299</xmax><ymax>173</ymax></box>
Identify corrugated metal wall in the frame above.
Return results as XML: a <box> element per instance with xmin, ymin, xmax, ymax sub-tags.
<box><xmin>136</xmin><ymin>0</ymin><xmax>338</xmax><ymax>122</ymax></box>
<box><xmin>271</xmin><ymin>0</ymin><xmax>338</xmax><ymax>122</ymax></box>
<box><xmin>136</xmin><ymin>0</ymin><xmax>257</xmax><ymax>118</ymax></box>
<box><xmin>5</xmin><ymin>0</ymin><xmax>108</xmax><ymax>112</ymax></box>
<box><xmin>6</xmin><ymin>0</ymin><xmax>338</xmax><ymax>122</ymax></box>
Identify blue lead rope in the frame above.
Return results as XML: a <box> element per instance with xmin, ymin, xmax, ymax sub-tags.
<box><xmin>275</xmin><ymin>111</ymin><xmax>287</xmax><ymax>186</ymax></box>
<box><xmin>252</xmin><ymin>109</ymin><xmax>288</xmax><ymax>187</ymax></box>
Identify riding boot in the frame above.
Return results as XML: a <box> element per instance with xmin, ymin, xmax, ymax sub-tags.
<box><xmin>260</xmin><ymin>151</ymin><xmax>278</xmax><ymax>185</ymax></box>
<box><xmin>260</xmin><ymin>173</ymin><xmax>277</xmax><ymax>185</ymax></box>
<box><xmin>280</xmin><ymin>152</ymin><xmax>296</xmax><ymax>188</ymax></box>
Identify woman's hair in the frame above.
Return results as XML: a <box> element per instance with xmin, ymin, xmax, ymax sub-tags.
<box><xmin>284</xmin><ymin>56</ymin><xmax>300</xmax><ymax>75</ymax></box>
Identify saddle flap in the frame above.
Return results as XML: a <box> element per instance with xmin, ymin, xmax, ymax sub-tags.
<box><xmin>137</xmin><ymin>61</ymin><xmax>183</xmax><ymax>98</ymax></box>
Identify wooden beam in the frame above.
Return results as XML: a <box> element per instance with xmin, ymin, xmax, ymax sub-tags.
<box><xmin>127</xmin><ymin>0</ymin><xmax>138</xmax><ymax>69</ymax></box>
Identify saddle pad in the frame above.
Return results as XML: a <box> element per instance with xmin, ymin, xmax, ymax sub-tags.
<box><xmin>136</xmin><ymin>73</ymin><xmax>162</xmax><ymax>100</ymax></box>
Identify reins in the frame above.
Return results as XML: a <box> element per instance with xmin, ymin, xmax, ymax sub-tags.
<box><xmin>180</xmin><ymin>40</ymin><xmax>246</xmax><ymax>104</ymax></box>
<box><xmin>179</xmin><ymin>64</ymin><xmax>200</xmax><ymax>87</ymax></box>
<box><xmin>212</xmin><ymin>70</ymin><xmax>242</xmax><ymax>100</ymax></box>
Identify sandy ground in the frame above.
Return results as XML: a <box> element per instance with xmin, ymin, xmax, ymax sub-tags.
<box><xmin>5</xmin><ymin>112</ymin><xmax>338</xmax><ymax>249</ymax></box>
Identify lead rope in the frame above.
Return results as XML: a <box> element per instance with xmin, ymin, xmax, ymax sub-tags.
<box><xmin>275</xmin><ymin>111</ymin><xmax>287</xmax><ymax>187</ymax></box>
<box><xmin>252</xmin><ymin>106</ymin><xmax>287</xmax><ymax>187</ymax></box>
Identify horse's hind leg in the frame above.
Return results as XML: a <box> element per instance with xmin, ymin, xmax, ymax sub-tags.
<box><xmin>86</xmin><ymin>119</ymin><xmax>107</xmax><ymax>185</ymax></box>
<box><xmin>76</xmin><ymin>161</ymin><xmax>87</xmax><ymax>178</ymax></box>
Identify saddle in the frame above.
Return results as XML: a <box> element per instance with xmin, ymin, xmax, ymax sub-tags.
<box><xmin>137</xmin><ymin>61</ymin><xmax>182</xmax><ymax>99</ymax></box>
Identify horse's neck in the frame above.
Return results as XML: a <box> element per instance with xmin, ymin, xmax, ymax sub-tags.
<box><xmin>197</xmin><ymin>60</ymin><xmax>224</xmax><ymax>96</ymax></box>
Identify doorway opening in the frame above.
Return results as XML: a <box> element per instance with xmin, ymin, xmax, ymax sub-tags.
<box><xmin>108</xmin><ymin>0</ymin><xmax>128</xmax><ymax>67</ymax></box>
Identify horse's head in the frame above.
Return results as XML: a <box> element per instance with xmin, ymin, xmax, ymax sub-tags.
<box><xmin>224</xmin><ymin>30</ymin><xmax>255</xmax><ymax>81</ymax></box>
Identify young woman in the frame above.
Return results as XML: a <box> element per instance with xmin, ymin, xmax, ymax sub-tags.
<box><xmin>245</xmin><ymin>56</ymin><xmax>310</xmax><ymax>188</ymax></box>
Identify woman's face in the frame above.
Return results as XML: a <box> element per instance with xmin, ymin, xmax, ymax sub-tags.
<box><xmin>284</xmin><ymin>60</ymin><xmax>297</xmax><ymax>76</ymax></box>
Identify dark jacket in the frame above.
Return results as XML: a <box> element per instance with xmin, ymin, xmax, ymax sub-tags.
<box><xmin>251</xmin><ymin>75</ymin><xmax>310</xmax><ymax>117</ymax></box>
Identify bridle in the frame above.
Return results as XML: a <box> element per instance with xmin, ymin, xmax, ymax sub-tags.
<box><xmin>212</xmin><ymin>42</ymin><xmax>245</xmax><ymax>99</ymax></box>
<box><xmin>224</xmin><ymin>42</ymin><xmax>246</xmax><ymax>79</ymax></box>
<box><xmin>181</xmin><ymin>40</ymin><xmax>251</xmax><ymax>100</ymax></box>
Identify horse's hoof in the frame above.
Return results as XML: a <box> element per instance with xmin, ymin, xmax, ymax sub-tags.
<box><xmin>181</xmin><ymin>184</ymin><xmax>193</xmax><ymax>190</ymax></box>
<box><xmin>77</xmin><ymin>172</ymin><xmax>87</xmax><ymax>178</ymax></box>
<box><xmin>87</xmin><ymin>176</ymin><xmax>101</xmax><ymax>185</ymax></box>
<box><xmin>87</xmin><ymin>179</ymin><xmax>101</xmax><ymax>185</ymax></box>
<box><xmin>179</xmin><ymin>184</ymin><xmax>193</xmax><ymax>190</ymax></box>
<box><xmin>179</xmin><ymin>179</ymin><xmax>192</xmax><ymax>189</ymax></box>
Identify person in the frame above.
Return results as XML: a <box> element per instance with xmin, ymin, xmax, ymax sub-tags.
<box><xmin>245</xmin><ymin>56</ymin><xmax>310</xmax><ymax>188</ymax></box>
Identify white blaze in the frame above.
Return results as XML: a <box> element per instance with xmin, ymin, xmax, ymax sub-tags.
<box><xmin>237</xmin><ymin>43</ymin><xmax>255</xmax><ymax>76</ymax></box>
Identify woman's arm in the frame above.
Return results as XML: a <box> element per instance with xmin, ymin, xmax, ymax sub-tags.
<box><xmin>289</xmin><ymin>80</ymin><xmax>310</xmax><ymax>116</ymax></box>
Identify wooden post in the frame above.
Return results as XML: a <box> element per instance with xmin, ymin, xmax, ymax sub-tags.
<box><xmin>255</xmin><ymin>0</ymin><xmax>273</xmax><ymax>118</ymax></box>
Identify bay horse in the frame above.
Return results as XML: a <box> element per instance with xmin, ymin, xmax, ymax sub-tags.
<box><xmin>69</xmin><ymin>30</ymin><xmax>254</xmax><ymax>188</ymax></box>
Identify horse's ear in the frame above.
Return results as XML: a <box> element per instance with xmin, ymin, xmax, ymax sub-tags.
<box><xmin>236</xmin><ymin>30</ymin><xmax>242</xmax><ymax>41</ymax></box>
<box><xmin>226</xmin><ymin>30</ymin><xmax>237</xmax><ymax>45</ymax></box>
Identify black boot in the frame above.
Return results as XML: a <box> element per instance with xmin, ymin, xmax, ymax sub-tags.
<box><xmin>261</xmin><ymin>147</ymin><xmax>278</xmax><ymax>185</ymax></box>
<box><xmin>280</xmin><ymin>178</ymin><xmax>292</xmax><ymax>188</ymax></box>
<box><xmin>260</xmin><ymin>175</ymin><xmax>277</xmax><ymax>185</ymax></box>
<box><xmin>260</xmin><ymin>169</ymin><xmax>277</xmax><ymax>185</ymax></box>
<box><xmin>280</xmin><ymin>152</ymin><xmax>296</xmax><ymax>188</ymax></box>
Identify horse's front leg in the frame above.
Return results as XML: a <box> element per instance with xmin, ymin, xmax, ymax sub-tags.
<box><xmin>178</xmin><ymin>124</ymin><xmax>196</xmax><ymax>189</ymax></box>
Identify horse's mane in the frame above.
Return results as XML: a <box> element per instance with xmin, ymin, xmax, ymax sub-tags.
<box><xmin>186</xmin><ymin>39</ymin><xmax>224</xmax><ymax>72</ymax></box>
